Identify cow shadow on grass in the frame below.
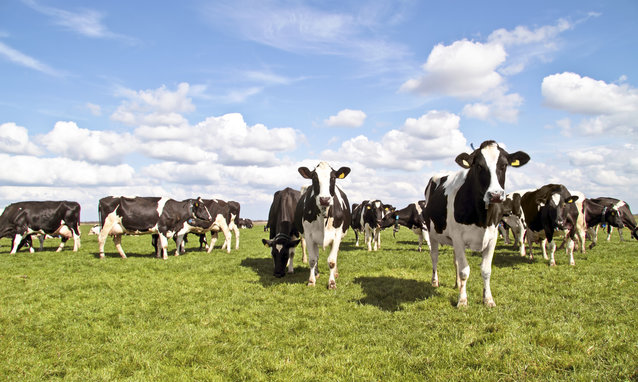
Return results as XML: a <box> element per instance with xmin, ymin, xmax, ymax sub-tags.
<box><xmin>240</xmin><ymin>257</ymin><xmax>312</xmax><ymax>287</ymax></box>
<box><xmin>353</xmin><ymin>276</ymin><xmax>437</xmax><ymax>312</ymax></box>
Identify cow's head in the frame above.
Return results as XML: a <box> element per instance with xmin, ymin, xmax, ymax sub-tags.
<box><xmin>455</xmin><ymin>141</ymin><xmax>530</xmax><ymax>205</ymax></box>
<box><xmin>190</xmin><ymin>197</ymin><xmax>213</xmax><ymax>221</ymax></box>
<box><xmin>538</xmin><ymin>189</ymin><xmax>578</xmax><ymax>230</ymax></box>
<box><xmin>380</xmin><ymin>206</ymin><xmax>399</xmax><ymax>229</ymax></box>
<box><xmin>262</xmin><ymin>233</ymin><xmax>301</xmax><ymax>278</ymax></box>
<box><xmin>364</xmin><ymin>201</ymin><xmax>393</xmax><ymax>229</ymax></box>
<box><xmin>298</xmin><ymin>162</ymin><xmax>350</xmax><ymax>212</ymax></box>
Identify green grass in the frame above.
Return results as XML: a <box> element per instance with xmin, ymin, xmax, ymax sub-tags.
<box><xmin>1</xmin><ymin>225</ymin><xmax>637</xmax><ymax>381</ymax></box>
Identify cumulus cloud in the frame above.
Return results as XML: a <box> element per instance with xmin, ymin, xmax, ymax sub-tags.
<box><xmin>322</xmin><ymin>110</ymin><xmax>466</xmax><ymax>171</ymax></box>
<box><xmin>400</xmin><ymin>40</ymin><xmax>506</xmax><ymax>98</ymax></box>
<box><xmin>0</xmin><ymin>153</ymin><xmax>135</xmax><ymax>186</ymax></box>
<box><xmin>325</xmin><ymin>109</ymin><xmax>367</xmax><ymax>127</ymax></box>
<box><xmin>38</xmin><ymin>121</ymin><xmax>136</xmax><ymax>164</ymax></box>
<box><xmin>542</xmin><ymin>72</ymin><xmax>638</xmax><ymax>135</ymax></box>
<box><xmin>0</xmin><ymin>122</ymin><xmax>42</xmax><ymax>155</ymax></box>
<box><xmin>462</xmin><ymin>91</ymin><xmax>523</xmax><ymax>123</ymax></box>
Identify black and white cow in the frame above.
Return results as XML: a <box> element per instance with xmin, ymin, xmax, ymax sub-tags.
<box><xmin>583</xmin><ymin>198</ymin><xmax>625</xmax><ymax>249</ymax></box>
<box><xmin>520</xmin><ymin>184</ymin><xmax>579</xmax><ymax>266</ymax></box>
<box><xmin>588</xmin><ymin>197</ymin><xmax>638</xmax><ymax>242</ymax></box>
<box><xmin>423</xmin><ymin>141</ymin><xmax>530</xmax><ymax>307</ymax></box>
<box><xmin>97</xmin><ymin>196</ymin><xmax>212</xmax><ymax>259</ymax></box>
<box><xmin>238</xmin><ymin>218</ymin><xmax>253</xmax><ymax>229</ymax></box>
<box><xmin>380</xmin><ymin>201</ymin><xmax>430</xmax><ymax>252</ymax></box>
<box><xmin>294</xmin><ymin>162</ymin><xmax>351</xmax><ymax>289</ymax></box>
<box><xmin>351</xmin><ymin>200</ymin><xmax>392</xmax><ymax>251</ymax></box>
<box><xmin>263</xmin><ymin>187</ymin><xmax>302</xmax><ymax>277</ymax></box>
<box><xmin>499</xmin><ymin>190</ymin><xmax>531</xmax><ymax>257</ymax></box>
<box><xmin>0</xmin><ymin>201</ymin><xmax>81</xmax><ymax>253</ymax></box>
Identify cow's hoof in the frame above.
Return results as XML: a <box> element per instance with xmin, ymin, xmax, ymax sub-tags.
<box><xmin>328</xmin><ymin>280</ymin><xmax>336</xmax><ymax>289</ymax></box>
<box><xmin>99</xmin><ymin>253</ymin><xmax>105</xmax><ymax>259</ymax></box>
<box><xmin>549</xmin><ymin>261</ymin><xmax>556</xmax><ymax>267</ymax></box>
<box><xmin>570</xmin><ymin>261</ymin><xmax>575</xmax><ymax>266</ymax></box>
<box><xmin>307</xmin><ymin>280</ymin><xmax>316</xmax><ymax>287</ymax></box>
<box><xmin>484</xmin><ymin>299</ymin><xmax>496</xmax><ymax>308</ymax></box>
<box><xmin>457</xmin><ymin>298</ymin><xmax>468</xmax><ymax>307</ymax></box>
<box><xmin>431</xmin><ymin>280</ymin><xmax>439</xmax><ymax>287</ymax></box>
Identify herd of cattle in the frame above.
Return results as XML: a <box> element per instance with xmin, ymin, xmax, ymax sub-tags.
<box><xmin>1</xmin><ymin>140</ymin><xmax>637</xmax><ymax>306</ymax></box>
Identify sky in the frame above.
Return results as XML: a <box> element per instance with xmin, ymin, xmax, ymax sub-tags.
<box><xmin>1</xmin><ymin>0</ymin><xmax>637</xmax><ymax>222</ymax></box>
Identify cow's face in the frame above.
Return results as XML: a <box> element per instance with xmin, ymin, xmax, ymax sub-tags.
<box><xmin>607</xmin><ymin>207</ymin><xmax>624</xmax><ymax>228</ymax></box>
<box><xmin>191</xmin><ymin>197</ymin><xmax>213</xmax><ymax>221</ymax></box>
<box><xmin>262</xmin><ymin>236</ymin><xmax>301</xmax><ymax>278</ymax></box>
<box><xmin>380</xmin><ymin>207</ymin><xmax>398</xmax><ymax>229</ymax></box>
<box><xmin>542</xmin><ymin>192</ymin><xmax>578</xmax><ymax>230</ymax></box>
<box><xmin>298</xmin><ymin>162</ymin><xmax>350</xmax><ymax>212</ymax></box>
<box><xmin>455</xmin><ymin>141</ymin><xmax>530</xmax><ymax>205</ymax></box>
<box><xmin>363</xmin><ymin>201</ymin><xmax>386</xmax><ymax>228</ymax></box>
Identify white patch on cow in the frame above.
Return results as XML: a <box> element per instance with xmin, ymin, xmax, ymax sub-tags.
<box><xmin>414</xmin><ymin>201</ymin><xmax>423</xmax><ymax>215</ymax></box>
<box><xmin>613</xmin><ymin>200</ymin><xmax>626</xmax><ymax>210</ymax></box>
<box><xmin>481</xmin><ymin>143</ymin><xmax>505</xmax><ymax>204</ymax></box>
<box><xmin>275</xmin><ymin>244</ymin><xmax>283</xmax><ymax>252</ymax></box>
<box><xmin>315</xmin><ymin>161</ymin><xmax>334</xmax><ymax>209</ymax></box>
<box><xmin>551</xmin><ymin>193</ymin><xmax>561</xmax><ymax>206</ymax></box>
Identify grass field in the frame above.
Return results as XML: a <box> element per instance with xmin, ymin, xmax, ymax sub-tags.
<box><xmin>0</xmin><ymin>224</ymin><xmax>637</xmax><ymax>381</ymax></box>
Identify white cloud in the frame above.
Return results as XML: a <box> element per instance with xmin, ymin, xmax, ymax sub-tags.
<box><xmin>0</xmin><ymin>41</ymin><xmax>62</xmax><ymax>76</ymax></box>
<box><xmin>462</xmin><ymin>91</ymin><xmax>523</xmax><ymax>123</ymax></box>
<box><xmin>38</xmin><ymin>121</ymin><xmax>136</xmax><ymax>164</ymax></box>
<box><xmin>86</xmin><ymin>102</ymin><xmax>102</xmax><ymax>116</ymax></box>
<box><xmin>322</xmin><ymin>110</ymin><xmax>466</xmax><ymax>171</ymax></box>
<box><xmin>400</xmin><ymin>40</ymin><xmax>506</xmax><ymax>98</ymax></box>
<box><xmin>325</xmin><ymin>109</ymin><xmax>367</xmax><ymax>127</ymax></box>
<box><xmin>542</xmin><ymin>72</ymin><xmax>638</xmax><ymax>135</ymax></box>
<box><xmin>0</xmin><ymin>153</ymin><xmax>135</xmax><ymax>186</ymax></box>
<box><xmin>488</xmin><ymin>18</ymin><xmax>572</xmax><ymax>47</ymax></box>
<box><xmin>0</xmin><ymin>122</ymin><xmax>42</xmax><ymax>155</ymax></box>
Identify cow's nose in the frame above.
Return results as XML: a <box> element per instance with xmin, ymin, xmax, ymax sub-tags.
<box><xmin>319</xmin><ymin>197</ymin><xmax>331</xmax><ymax>206</ymax></box>
<box><xmin>488</xmin><ymin>190</ymin><xmax>505</xmax><ymax>203</ymax></box>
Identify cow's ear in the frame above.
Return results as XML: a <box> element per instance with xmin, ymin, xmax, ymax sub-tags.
<box><xmin>335</xmin><ymin>167</ymin><xmax>351</xmax><ymax>179</ymax></box>
<box><xmin>455</xmin><ymin>153</ymin><xmax>472</xmax><ymax>169</ymax></box>
<box><xmin>262</xmin><ymin>238</ymin><xmax>272</xmax><ymax>248</ymax></box>
<box><xmin>566</xmin><ymin>195</ymin><xmax>579</xmax><ymax>204</ymax></box>
<box><xmin>508</xmin><ymin>151</ymin><xmax>530</xmax><ymax>167</ymax></box>
<box><xmin>298</xmin><ymin>167</ymin><xmax>313</xmax><ymax>179</ymax></box>
<box><xmin>289</xmin><ymin>239</ymin><xmax>301</xmax><ymax>248</ymax></box>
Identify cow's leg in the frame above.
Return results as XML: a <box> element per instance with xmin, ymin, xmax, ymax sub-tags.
<box><xmin>159</xmin><ymin>234</ymin><xmax>169</xmax><ymax>260</ymax></box>
<box><xmin>541</xmin><ymin>238</ymin><xmax>549</xmax><ymax>260</ymax></box>
<box><xmin>233</xmin><ymin>224</ymin><xmax>240</xmax><ymax>250</ymax></box>
<box><xmin>98</xmin><ymin>212</ymin><xmax>120</xmax><ymax>258</ymax></box>
<box><xmin>453</xmin><ymin>245</ymin><xmax>470</xmax><ymax>307</ymax></box>
<box><xmin>287</xmin><ymin>248</ymin><xmax>295</xmax><ymax>274</ymax></box>
<box><xmin>588</xmin><ymin>227</ymin><xmax>597</xmax><ymax>249</ymax></box>
<box><xmin>56</xmin><ymin>238</ymin><xmax>68</xmax><ymax>252</ymax></box>
<box><xmin>113</xmin><ymin>235</ymin><xmax>126</xmax><ymax>258</ymax></box>
<box><xmin>73</xmin><ymin>231</ymin><xmax>81</xmax><ymax>252</ymax></box>
<box><xmin>606</xmin><ymin>226</ymin><xmax>612</xmax><ymax>241</ymax></box>
<box><xmin>365</xmin><ymin>226</ymin><xmax>372</xmax><ymax>251</ymax></box>
<box><xmin>375</xmin><ymin>227</ymin><xmax>381</xmax><ymax>250</ymax></box>
<box><xmin>354</xmin><ymin>230</ymin><xmax>360</xmax><ymax>247</ymax></box>
<box><xmin>566</xmin><ymin>236</ymin><xmax>575</xmax><ymax>266</ymax></box>
<box><xmin>525</xmin><ymin>229</ymin><xmax>534</xmax><ymax>260</ymax></box>
<box><xmin>499</xmin><ymin>224</ymin><xmax>510</xmax><ymax>244</ymax></box>
<box><xmin>617</xmin><ymin>227</ymin><xmax>624</xmax><ymax>242</ymax></box>
<box><xmin>10</xmin><ymin>234</ymin><xmax>23</xmax><ymax>254</ymax></box>
<box><xmin>207</xmin><ymin>232</ymin><xmax>218</xmax><ymax>253</ymax></box>
<box><xmin>429</xmin><ymin>240</ymin><xmax>440</xmax><ymax>287</ymax></box>
<box><xmin>480</xmin><ymin>240</ymin><xmax>497</xmax><ymax>307</ymax></box>
<box><xmin>548</xmin><ymin>239</ymin><xmax>557</xmax><ymax>266</ymax></box>
<box><xmin>326</xmin><ymin>236</ymin><xmax>343</xmax><ymax>289</ymax></box>
<box><xmin>301</xmin><ymin>237</ymin><xmax>308</xmax><ymax>264</ymax></box>
<box><xmin>307</xmin><ymin>241</ymin><xmax>319</xmax><ymax>287</ymax></box>
<box><xmin>174</xmin><ymin>235</ymin><xmax>185</xmax><ymax>256</ymax></box>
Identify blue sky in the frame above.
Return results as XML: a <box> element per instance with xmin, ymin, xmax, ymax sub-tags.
<box><xmin>1</xmin><ymin>0</ymin><xmax>637</xmax><ymax>221</ymax></box>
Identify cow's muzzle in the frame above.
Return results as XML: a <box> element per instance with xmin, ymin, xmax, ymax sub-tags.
<box><xmin>487</xmin><ymin>190</ymin><xmax>505</xmax><ymax>204</ymax></box>
<box><xmin>319</xmin><ymin>197</ymin><xmax>331</xmax><ymax>207</ymax></box>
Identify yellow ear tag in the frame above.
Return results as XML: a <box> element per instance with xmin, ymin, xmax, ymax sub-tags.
<box><xmin>338</xmin><ymin>173</ymin><xmax>345</xmax><ymax>179</ymax></box>
<box><xmin>366</xmin><ymin>206</ymin><xmax>371</xmax><ymax>209</ymax></box>
<box><xmin>264</xmin><ymin>243</ymin><xmax>269</xmax><ymax>248</ymax></box>
<box><xmin>463</xmin><ymin>160</ymin><xmax>470</xmax><ymax>167</ymax></box>
<box><xmin>511</xmin><ymin>159</ymin><xmax>520</xmax><ymax>167</ymax></box>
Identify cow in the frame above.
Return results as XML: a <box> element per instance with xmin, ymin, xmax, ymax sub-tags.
<box><xmin>97</xmin><ymin>196</ymin><xmax>212</xmax><ymax>259</ymax></box>
<box><xmin>499</xmin><ymin>190</ymin><xmax>531</xmax><ymax>257</ymax></box>
<box><xmin>582</xmin><ymin>198</ymin><xmax>625</xmax><ymax>249</ymax></box>
<box><xmin>423</xmin><ymin>140</ymin><xmax>530</xmax><ymax>307</ymax></box>
<box><xmin>0</xmin><ymin>201</ymin><xmax>81</xmax><ymax>254</ymax></box>
<box><xmin>520</xmin><ymin>184</ymin><xmax>579</xmax><ymax>266</ymax></box>
<box><xmin>294</xmin><ymin>161</ymin><xmax>351</xmax><ymax>289</ymax></box>
<box><xmin>238</xmin><ymin>218</ymin><xmax>253</xmax><ymax>229</ymax></box>
<box><xmin>262</xmin><ymin>187</ymin><xmax>303</xmax><ymax>277</ymax></box>
<box><xmin>588</xmin><ymin>197</ymin><xmax>638</xmax><ymax>242</ymax></box>
<box><xmin>380</xmin><ymin>201</ymin><xmax>430</xmax><ymax>252</ymax></box>
<box><xmin>351</xmin><ymin>200</ymin><xmax>393</xmax><ymax>251</ymax></box>
<box><xmin>193</xmin><ymin>199</ymin><xmax>234</xmax><ymax>253</ymax></box>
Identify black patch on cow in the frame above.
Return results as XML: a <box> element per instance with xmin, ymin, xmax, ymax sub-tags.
<box><xmin>423</xmin><ymin>176</ymin><xmax>448</xmax><ymax>234</ymax></box>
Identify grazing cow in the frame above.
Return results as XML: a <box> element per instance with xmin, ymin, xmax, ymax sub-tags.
<box><xmin>520</xmin><ymin>184</ymin><xmax>579</xmax><ymax>266</ymax></box>
<box><xmin>380</xmin><ymin>201</ymin><xmax>430</xmax><ymax>252</ymax></box>
<box><xmin>351</xmin><ymin>200</ymin><xmax>393</xmax><ymax>251</ymax></box>
<box><xmin>588</xmin><ymin>197</ymin><xmax>638</xmax><ymax>242</ymax></box>
<box><xmin>423</xmin><ymin>141</ymin><xmax>530</xmax><ymax>307</ymax></box>
<box><xmin>97</xmin><ymin>196</ymin><xmax>212</xmax><ymax>259</ymax></box>
<box><xmin>263</xmin><ymin>187</ymin><xmax>303</xmax><ymax>277</ymax></box>
<box><xmin>190</xmin><ymin>199</ymin><xmax>233</xmax><ymax>254</ymax></box>
<box><xmin>0</xmin><ymin>201</ymin><xmax>81</xmax><ymax>254</ymax></box>
<box><xmin>238</xmin><ymin>218</ymin><xmax>253</xmax><ymax>229</ymax></box>
<box><xmin>294</xmin><ymin>161</ymin><xmax>351</xmax><ymax>289</ymax></box>
<box><xmin>582</xmin><ymin>198</ymin><xmax>625</xmax><ymax>249</ymax></box>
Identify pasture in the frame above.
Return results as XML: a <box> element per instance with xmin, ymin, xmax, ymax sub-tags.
<box><xmin>0</xmin><ymin>224</ymin><xmax>636</xmax><ymax>380</ymax></box>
